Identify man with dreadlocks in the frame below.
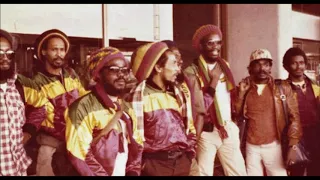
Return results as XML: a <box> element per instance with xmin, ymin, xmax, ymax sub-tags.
<box><xmin>184</xmin><ymin>24</ymin><xmax>247</xmax><ymax>176</ymax></box>
<box><xmin>124</xmin><ymin>42</ymin><xmax>197</xmax><ymax>176</ymax></box>
<box><xmin>161</xmin><ymin>40</ymin><xmax>202</xmax><ymax>176</ymax></box>
<box><xmin>31</xmin><ymin>29</ymin><xmax>89</xmax><ymax>176</ymax></box>
<box><xmin>65</xmin><ymin>47</ymin><xmax>143</xmax><ymax>176</ymax></box>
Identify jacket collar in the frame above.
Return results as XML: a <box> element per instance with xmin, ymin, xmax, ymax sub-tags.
<box><xmin>146</xmin><ymin>77</ymin><xmax>174</xmax><ymax>93</ymax></box>
<box><xmin>286</xmin><ymin>74</ymin><xmax>315</xmax><ymax>86</ymax></box>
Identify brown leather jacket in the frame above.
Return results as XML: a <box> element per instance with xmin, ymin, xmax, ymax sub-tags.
<box><xmin>235</xmin><ymin>77</ymin><xmax>302</xmax><ymax>146</ymax></box>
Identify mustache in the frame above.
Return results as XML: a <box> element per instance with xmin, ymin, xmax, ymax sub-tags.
<box><xmin>259</xmin><ymin>70</ymin><xmax>270</xmax><ymax>74</ymax></box>
<box><xmin>295</xmin><ymin>69</ymin><xmax>304</xmax><ymax>72</ymax></box>
<box><xmin>53</xmin><ymin>57</ymin><xmax>64</xmax><ymax>61</ymax></box>
<box><xmin>115</xmin><ymin>78</ymin><xmax>126</xmax><ymax>82</ymax></box>
<box><xmin>258</xmin><ymin>70</ymin><xmax>269</xmax><ymax>75</ymax></box>
<box><xmin>0</xmin><ymin>58</ymin><xmax>12</xmax><ymax>64</ymax></box>
<box><xmin>0</xmin><ymin>66</ymin><xmax>15</xmax><ymax>80</ymax></box>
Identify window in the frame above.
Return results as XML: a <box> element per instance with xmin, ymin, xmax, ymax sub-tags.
<box><xmin>293</xmin><ymin>38</ymin><xmax>320</xmax><ymax>84</ymax></box>
<box><xmin>292</xmin><ymin>4</ymin><xmax>320</xmax><ymax>17</ymax></box>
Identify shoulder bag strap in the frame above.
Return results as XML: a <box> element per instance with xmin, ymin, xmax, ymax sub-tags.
<box><xmin>275</xmin><ymin>79</ymin><xmax>289</xmax><ymax>126</ymax></box>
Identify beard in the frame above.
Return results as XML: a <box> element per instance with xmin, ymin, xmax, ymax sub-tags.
<box><xmin>175</xmin><ymin>72</ymin><xmax>185</xmax><ymax>84</ymax></box>
<box><xmin>103</xmin><ymin>79</ymin><xmax>126</xmax><ymax>97</ymax></box>
<box><xmin>291</xmin><ymin>71</ymin><xmax>304</xmax><ymax>78</ymax></box>
<box><xmin>48</xmin><ymin>57</ymin><xmax>65</xmax><ymax>69</ymax></box>
<box><xmin>0</xmin><ymin>62</ymin><xmax>15</xmax><ymax>81</ymax></box>
<box><xmin>206</xmin><ymin>57</ymin><xmax>219</xmax><ymax>63</ymax></box>
<box><xmin>205</xmin><ymin>54</ymin><xmax>220</xmax><ymax>64</ymax></box>
<box><xmin>252</xmin><ymin>71</ymin><xmax>271</xmax><ymax>83</ymax></box>
<box><xmin>164</xmin><ymin>78</ymin><xmax>176</xmax><ymax>88</ymax></box>
<box><xmin>202</xmin><ymin>48</ymin><xmax>221</xmax><ymax>63</ymax></box>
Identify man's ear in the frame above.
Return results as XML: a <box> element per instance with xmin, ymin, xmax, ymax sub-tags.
<box><xmin>247</xmin><ymin>66</ymin><xmax>252</xmax><ymax>75</ymax></box>
<box><xmin>154</xmin><ymin>64</ymin><xmax>163</xmax><ymax>73</ymax></box>
<box><xmin>41</xmin><ymin>49</ymin><xmax>46</xmax><ymax>56</ymax></box>
<box><xmin>199</xmin><ymin>43</ymin><xmax>204</xmax><ymax>52</ymax></box>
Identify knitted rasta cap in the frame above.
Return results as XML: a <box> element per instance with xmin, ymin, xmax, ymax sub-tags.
<box><xmin>161</xmin><ymin>40</ymin><xmax>178</xmax><ymax>49</ymax></box>
<box><xmin>192</xmin><ymin>24</ymin><xmax>222</xmax><ymax>52</ymax></box>
<box><xmin>87</xmin><ymin>47</ymin><xmax>126</xmax><ymax>80</ymax></box>
<box><xmin>34</xmin><ymin>29</ymin><xmax>70</xmax><ymax>62</ymax></box>
<box><xmin>131</xmin><ymin>42</ymin><xmax>169</xmax><ymax>82</ymax></box>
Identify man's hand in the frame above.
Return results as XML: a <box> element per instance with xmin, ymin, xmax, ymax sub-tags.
<box><xmin>286</xmin><ymin>145</ymin><xmax>298</xmax><ymax>168</ymax></box>
<box><xmin>22</xmin><ymin>132</ymin><xmax>32</xmax><ymax>145</ymax></box>
<box><xmin>195</xmin><ymin>114</ymin><xmax>204</xmax><ymax>141</ymax></box>
<box><xmin>238</xmin><ymin>77</ymin><xmax>251</xmax><ymax>98</ymax></box>
<box><xmin>208</xmin><ymin>64</ymin><xmax>223</xmax><ymax>89</ymax></box>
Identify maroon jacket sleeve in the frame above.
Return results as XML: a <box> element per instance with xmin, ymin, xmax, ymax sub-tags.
<box><xmin>15</xmin><ymin>79</ymin><xmax>51</xmax><ymax>136</ymax></box>
<box><xmin>23</xmin><ymin>105</ymin><xmax>47</xmax><ymax>136</ymax></box>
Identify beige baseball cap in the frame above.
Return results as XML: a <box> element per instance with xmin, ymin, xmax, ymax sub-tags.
<box><xmin>249</xmin><ymin>49</ymin><xmax>273</xmax><ymax>63</ymax></box>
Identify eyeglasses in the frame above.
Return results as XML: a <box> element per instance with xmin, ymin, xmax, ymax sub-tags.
<box><xmin>104</xmin><ymin>66</ymin><xmax>130</xmax><ymax>75</ymax></box>
<box><xmin>204</xmin><ymin>40</ymin><xmax>222</xmax><ymax>48</ymax></box>
<box><xmin>0</xmin><ymin>50</ymin><xmax>15</xmax><ymax>59</ymax></box>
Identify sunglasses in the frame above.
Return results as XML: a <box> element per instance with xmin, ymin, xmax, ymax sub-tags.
<box><xmin>204</xmin><ymin>40</ymin><xmax>222</xmax><ymax>48</ymax></box>
<box><xmin>0</xmin><ymin>49</ymin><xmax>15</xmax><ymax>59</ymax></box>
<box><xmin>104</xmin><ymin>66</ymin><xmax>130</xmax><ymax>75</ymax></box>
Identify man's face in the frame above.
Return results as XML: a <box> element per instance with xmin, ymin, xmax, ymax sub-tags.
<box><xmin>159</xmin><ymin>51</ymin><xmax>180</xmax><ymax>83</ymax></box>
<box><xmin>0</xmin><ymin>37</ymin><xmax>15</xmax><ymax>79</ymax></box>
<box><xmin>100</xmin><ymin>58</ymin><xmax>129</xmax><ymax>96</ymax></box>
<box><xmin>0</xmin><ymin>37</ymin><xmax>14</xmax><ymax>71</ymax></box>
<box><xmin>200</xmin><ymin>33</ymin><xmax>222</xmax><ymax>63</ymax></box>
<box><xmin>125</xmin><ymin>70</ymin><xmax>138</xmax><ymax>93</ymax></box>
<box><xmin>170</xmin><ymin>47</ymin><xmax>182</xmax><ymax>73</ymax></box>
<box><xmin>286</xmin><ymin>55</ymin><xmax>306</xmax><ymax>78</ymax></box>
<box><xmin>249</xmin><ymin>59</ymin><xmax>272</xmax><ymax>82</ymax></box>
<box><xmin>42</xmin><ymin>37</ymin><xmax>66</xmax><ymax>69</ymax></box>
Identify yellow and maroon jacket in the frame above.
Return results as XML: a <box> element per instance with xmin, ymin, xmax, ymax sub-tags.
<box><xmin>65</xmin><ymin>83</ymin><xmax>143</xmax><ymax>176</ymax></box>
<box><xmin>15</xmin><ymin>74</ymin><xmax>52</xmax><ymax>137</ymax></box>
<box><xmin>309</xmin><ymin>78</ymin><xmax>320</xmax><ymax>103</ymax></box>
<box><xmin>124</xmin><ymin>79</ymin><xmax>197</xmax><ymax>156</ymax></box>
<box><xmin>32</xmin><ymin>68</ymin><xmax>89</xmax><ymax>141</ymax></box>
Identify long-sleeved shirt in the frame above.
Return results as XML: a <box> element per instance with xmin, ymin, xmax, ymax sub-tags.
<box><xmin>0</xmin><ymin>74</ymin><xmax>49</xmax><ymax>176</ymax></box>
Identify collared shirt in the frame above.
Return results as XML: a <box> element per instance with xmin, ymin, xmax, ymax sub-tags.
<box><xmin>292</xmin><ymin>80</ymin><xmax>306</xmax><ymax>93</ymax></box>
<box><xmin>146</xmin><ymin>78</ymin><xmax>175</xmax><ymax>95</ymax></box>
<box><xmin>0</xmin><ymin>76</ymin><xmax>32</xmax><ymax>176</ymax></box>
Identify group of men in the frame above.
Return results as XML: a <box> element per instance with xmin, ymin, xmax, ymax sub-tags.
<box><xmin>0</xmin><ymin>24</ymin><xmax>319</xmax><ymax>176</ymax></box>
